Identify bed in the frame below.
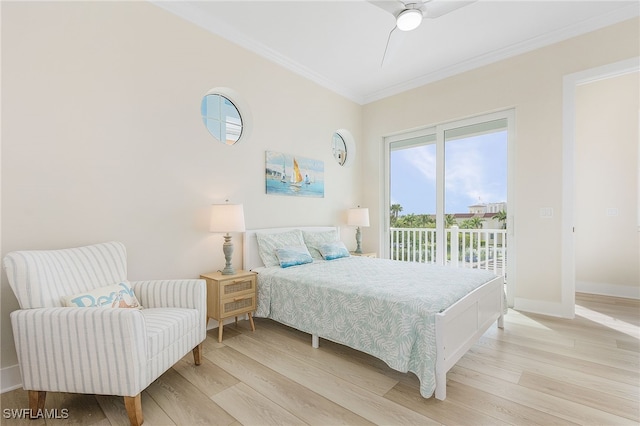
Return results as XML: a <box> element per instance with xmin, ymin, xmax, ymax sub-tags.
<box><xmin>243</xmin><ymin>226</ymin><xmax>504</xmax><ymax>400</ymax></box>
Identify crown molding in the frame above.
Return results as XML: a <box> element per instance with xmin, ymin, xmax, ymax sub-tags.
<box><xmin>362</xmin><ymin>3</ymin><xmax>640</xmax><ymax>104</ymax></box>
<box><xmin>152</xmin><ymin>1</ymin><xmax>638</xmax><ymax>106</ymax></box>
<box><xmin>150</xmin><ymin>1</ymin><xmax>365</xmax><ymax>104</ymax></box>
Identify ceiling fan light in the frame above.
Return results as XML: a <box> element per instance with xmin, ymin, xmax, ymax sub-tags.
<box><xmin>396</xmin><ymin>9</ymin><xmax>423</xmax><ymax>31</ymax></box>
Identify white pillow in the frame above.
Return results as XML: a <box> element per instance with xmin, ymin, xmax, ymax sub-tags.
<box><xmin>256</xmin><ymin>230</ymin><xmax>305</xmax><ymax>267</ymax></box>
<box><xmin>62</xmin><ymin>281</ymin><xmax>142</xmax><ymax>309</ymax></box>
<box><xmin>302</xmin><ymin>229</ymin><xmax>339</xmax><ymax>260</ymax></box>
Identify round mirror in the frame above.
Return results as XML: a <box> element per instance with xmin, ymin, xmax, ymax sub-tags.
<box><xmin>201</xmin><ymin>94</ymin><xmax>243</xmax><ymax>145</ymax></box>
<box><xmin>332</xmin><ymin>133</ymin><xmax>347</xmax><ymax>166</ymax></box>
<box><xmin>332</xmin><ymin>129</ymin><xmax>355</xmax><ymax>167</ymax></box>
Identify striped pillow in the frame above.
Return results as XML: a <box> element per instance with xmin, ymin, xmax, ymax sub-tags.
<box><xmin>62</xmin><ymin>281</ymin><xmax>142</xmax><ymax>309</ymax></box>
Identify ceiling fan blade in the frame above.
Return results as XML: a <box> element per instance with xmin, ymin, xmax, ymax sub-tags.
<box><xmin>374</xmin><ymin>0</ymin><xmax>476</xmax><ymax>67</ymax></box>
<box><xmin>381</xmin><ymin>26</ymin><xmax>407</xmax><ymax>67</ymax></box>
<box><xmin>368</xmin><ymin>0</ymin><xmax>406</xmax><ymax>17</ymax></box>
<box><xmin>422</xmin><ymin>0</ymin><xmax>476</xmax><ymax>18</ymax></box>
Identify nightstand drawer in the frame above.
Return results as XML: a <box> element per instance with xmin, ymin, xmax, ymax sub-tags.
<box><xmin>221</xmin><ymin>294</ymin><xmax>256</xmax><ymax>317</ymax></box>
<box><xmin>220</xmin><ymin>276</ymin><xmax>255</xmax><ymax>298</ymax></box>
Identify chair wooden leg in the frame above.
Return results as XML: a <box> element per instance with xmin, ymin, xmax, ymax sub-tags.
<box><xmin>193</xmin><ymin>344</ymin><xmax>202</xmax><ymax>365</ymax></box>
<box><xmin>28</xmin><ymin>390</ymin><xmax>46</xmax><ymax>418</ymax></box>
<box><xmin>124</xmin><ymin>394</ymin><xmax>143</xmax><ymax>426</ymax></box>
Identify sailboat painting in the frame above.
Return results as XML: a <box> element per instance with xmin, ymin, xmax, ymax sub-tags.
<box><xmin>265</xmin><ymin>151</ymin><xmax>324</xmax><ymax>198</ymax></box>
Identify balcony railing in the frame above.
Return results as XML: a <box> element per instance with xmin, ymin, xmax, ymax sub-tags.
<box><xmin>390</xmin><ymin>226</ymin><xmax>507</xmax><ymax>277</ymax></box>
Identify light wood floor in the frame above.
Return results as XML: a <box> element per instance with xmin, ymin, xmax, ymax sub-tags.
<box><xmin>2</xmin><ymin>293</ymin><xmax>638</xmax><ymax>425</ymax></box>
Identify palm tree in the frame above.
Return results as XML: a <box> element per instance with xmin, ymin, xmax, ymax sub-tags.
<box><xmin>390</xmin><ymin>204</ymin><xmax>403</xmax><ymax>221</ymax></box>
<box><xmin>461</xmin><ymin>217</ymin><xmax>484</xmax><ymax>229</ymax></box>
<box><xmin>493</xmin><ymin>210</ymin><xmax>507</xmax><ymax>229</ymax></box>
<box><xmin>419</xmin><ymin>214</ymin><xmax>435</xmax><ymax>227</ymax></box>
<box><xmin>399</xmin><ymin>214</ymin><xmax>419</xmax><ymax>227</ymax></box>
<box><xmin>445</xmin><ymin>214</ymin><xmax>457</xmax><ymax>228</ymax></box>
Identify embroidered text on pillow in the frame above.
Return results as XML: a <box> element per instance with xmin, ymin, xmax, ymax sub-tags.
<box><xmin>64</xmin><ymin>282</ymin><xmax>141</xmax><ymax>308</ymax></box>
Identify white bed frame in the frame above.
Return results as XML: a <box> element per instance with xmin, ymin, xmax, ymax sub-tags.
<box><xmin>243</xmin><ymin>226</ymin><xmax>504</xmax><ymax>400</ymax></box>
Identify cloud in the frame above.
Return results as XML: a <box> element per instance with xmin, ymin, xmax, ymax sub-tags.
<box><xmin>403</xmin><ymin>145</ymin><xmax>436</xmax><ymax>183</ymax></box>
<box><xmin>445</xmin><ymin>139</ymin><xmax>505</xmax><ymax>207</ymax></box>
<box><xmin>390</xmin><ymin>132</ymin><xmax>507</xmax><ymax>213</ymax></box>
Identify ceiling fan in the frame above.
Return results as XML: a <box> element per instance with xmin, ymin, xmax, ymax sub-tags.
<box><xmin>369</xmin><ymin>0</ymin><xmax>476</xmax><ymax>66</ymax></box>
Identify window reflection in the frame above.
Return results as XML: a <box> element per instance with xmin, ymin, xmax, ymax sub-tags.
<box><xmin>201</xmin><ymin>94</ymin><xmax>243</xmax><ymax>145</ymax></box>
<box><xmin>332</xmin><ymin>132</ymin><xmax>347</xmax><ymax>166</ymax></box>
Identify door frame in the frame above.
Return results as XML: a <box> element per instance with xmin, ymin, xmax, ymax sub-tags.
<box><xmin>561</xmin><ymin>57</ymin><xmax>639</xmax><ymax>318</ymax></box>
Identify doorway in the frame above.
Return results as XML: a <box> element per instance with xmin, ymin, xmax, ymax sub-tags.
<box><xmin>562</xmin><ymin>57</ymin><xmax>640</xmax><ymax>317</ymax></box>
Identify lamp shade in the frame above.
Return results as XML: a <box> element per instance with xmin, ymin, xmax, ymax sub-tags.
<box><xmin>210</xmin><ymin>204</ymin><xmax>246</xmax><ymax>233</ymax></box>
<box><xmin>347</xmin><ymin>208</ymin><xmax>370</xmax><ymax>227</ymax></box>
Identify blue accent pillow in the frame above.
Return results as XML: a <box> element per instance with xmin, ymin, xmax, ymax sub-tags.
<box><xmin>275</xmin><ymin>245</ymin><xmax>313</xmax><ymax>268</ymax></box>
<box><xmin>318</xmin><ymin>241</ymin><xmax>350</xmax><ymax>260</ymax></box>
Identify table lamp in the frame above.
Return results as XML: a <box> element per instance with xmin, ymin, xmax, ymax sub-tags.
<box><xmin>210</xmin><ymin>203</ymin><xmax>246</xmax><ymax>275</ymax></box>
<box><xmin>347</xmin><ymin>207</ymin><xmax>370</xmax><ymax>254</ymax></box>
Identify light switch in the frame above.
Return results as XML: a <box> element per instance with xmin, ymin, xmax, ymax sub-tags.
<box><xmin>540</xmin><ymin>207</ymin><xmax>553</xmax><ymax>218</ymax></box>
<box><xmin>606</xmin><ymin>208</ymin><xmax>619</xmax><ymax>217</ymax></box>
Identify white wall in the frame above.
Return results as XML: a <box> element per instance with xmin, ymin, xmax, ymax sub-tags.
<box><xmin>575</xmin><ymin>72</ymin><xmax>640</xmax><ymax>298</ymax></box>
<box><xmin>2</xmin><ymin>1</ymin><xmax>638</xmax><ymax>391</ymax></box>
<box><xmin>361</xmin><ymin>18</ymin><xmax>639</xmax><ymax>316</ymax></box>
<box><xmin>1</xmin><ymin>1</ymin><xmax>362</xmax><ymax>378</ymax></box>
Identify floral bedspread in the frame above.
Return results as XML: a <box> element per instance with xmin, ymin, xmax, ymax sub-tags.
<box><xmin>255</xmin><ymin>256</ymin><xmax>498</xmax><ymax>397</ymax></box>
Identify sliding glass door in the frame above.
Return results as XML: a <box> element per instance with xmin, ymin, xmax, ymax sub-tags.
<box><xmin>385</xmin><ymin>110</ymin><xmax>515</xmax><ymax>302</ymax></box>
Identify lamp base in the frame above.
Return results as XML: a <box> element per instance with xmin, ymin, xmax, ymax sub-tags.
<box><xmin>354</xmin><ymin>227</ymin><xmax>363</xmax><ymax>254</ymax></box>
<box><xmin>221</xmin><ymin>234</ymin><xmax>236</xmax><ymax>275</ymax></box>
<box><xmin>221</xmin><ymin>266</ymin><xmax>236</xmax><ymax>275</ymax></box>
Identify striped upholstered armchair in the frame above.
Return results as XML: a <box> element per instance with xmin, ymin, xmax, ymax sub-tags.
<box><xmin>3</xmin><ymin>242</ymin><xmax>207</xmax><ymax>425</ymax></box>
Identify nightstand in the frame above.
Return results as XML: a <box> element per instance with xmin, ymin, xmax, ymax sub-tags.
<box><xmin>350</xmin><ymin>252</ymin><xmax>377</xmax><ymax>258</ymax></box>
<box><xmin>200</xmin><ymin>270</ymin><xmax>257</xmax><ymax>342</ymax></box>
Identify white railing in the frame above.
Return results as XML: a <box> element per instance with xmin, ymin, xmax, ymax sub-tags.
<box><xmin>390</xmin><ymin>226</ymin><xmax>507</xmax><ymax>277</ymax></box>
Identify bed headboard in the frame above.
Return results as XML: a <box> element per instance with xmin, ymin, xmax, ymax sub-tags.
<box><xmin>243</xmin><ymin>226</ymin><xmax>340</xmax><ymax>271</ymax></box>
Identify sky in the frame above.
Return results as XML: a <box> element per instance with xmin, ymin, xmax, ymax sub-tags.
<box><xmin>390</xmin><ymin>131</ymin><xmax>507</xmax><ymax>215</ymax></box>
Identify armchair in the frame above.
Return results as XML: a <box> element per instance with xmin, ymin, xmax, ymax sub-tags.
<box><xmin>3</xmin><ymin>241</ymin><xmax>207</xmax><ymax>425</ymax></box>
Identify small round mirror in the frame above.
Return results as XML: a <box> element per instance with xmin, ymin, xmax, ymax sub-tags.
<box><xmin>332</xmin><ymin>132</ymin><xmax>347</xmax><ymax>166</ymax></box>
<box><xmin>332</xmin><ymin>129</ymin><xmax>355</xmax><ymax>167</ymax></box>
<box><xmin>201</xmin><ymin>94</ymin><xmax>243</xmax><ymax>145</ymax></box>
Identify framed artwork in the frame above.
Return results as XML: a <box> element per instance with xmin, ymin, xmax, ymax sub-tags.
<box><xmin>265</xmin><ymin>151</ymin><xmax>324</xmax><ymax>198</ymax></box>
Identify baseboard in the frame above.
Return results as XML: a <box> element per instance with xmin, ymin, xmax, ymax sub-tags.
<box><xmin>514</xmin><ymin>297</ymin><xmax>574</xmax><ymax>319</ymax></box>
<box><xmin>576</xmin><ymin>280</ymin><xmax>640</xmax><ymax>300</ymax></box>
<box><xmin>1</xmin><ymin>364</ymin><xmax>22</xmax><ymax>394</ymax></box>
